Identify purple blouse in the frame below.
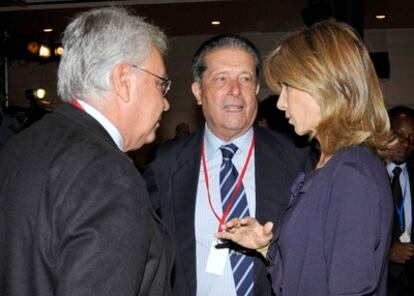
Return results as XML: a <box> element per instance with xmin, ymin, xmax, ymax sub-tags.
<box><xmin>267</xmin><ymin>145</ymin><xmax>393</xmax><ymax>296</ymax></box>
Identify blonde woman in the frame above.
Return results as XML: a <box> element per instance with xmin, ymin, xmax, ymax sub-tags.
<box><xmin>217</xmin><ymin>20</ymin><xmax>394</xmax><ymax>296</ymax></box>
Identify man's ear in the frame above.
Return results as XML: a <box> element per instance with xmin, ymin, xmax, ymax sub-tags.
<box><xmin>113</xmin><ymin>63</ymin><xmax>132</xmax><ymax>103</ymax></box>
<box><xmin>191</xmin><ymin>82</ymin><xmax>202</xmax><ymax>105</ymax></box>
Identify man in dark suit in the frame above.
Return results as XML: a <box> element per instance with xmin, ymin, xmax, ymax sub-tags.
<box><xmin>0</xmin><ymin>7</ymin><xmax>173</xmax><ymax>296</ymax></box>
<box><xmin>387</xmin><ymin>106</ymin><xmax>414</xmax><ymax>296</ymax></box>
<box><xmin>144</xmin><ymin>34</ymin><xmax>314</xmax><ymax>296</ymax></box>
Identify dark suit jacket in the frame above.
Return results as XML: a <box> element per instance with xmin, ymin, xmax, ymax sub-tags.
<box><xmin>144</xmin><ymin>126</ymin><xmax>315</xmax><ymax>296</ymax></box>
<box><xmin>388</xmin><ymin>158</ymin><xmax>414</xmax><ymax>294</ymax></box>
<box><xmin>0</xmin><ymin>103</ymin><xmax>173</xmax><ymax>296</ymax></box>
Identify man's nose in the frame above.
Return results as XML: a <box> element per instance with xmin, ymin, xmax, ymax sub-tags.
<box><xmin>228</xmin><ymin>79</ymin><xmax>241</xmax><ymax>96</ymax></box>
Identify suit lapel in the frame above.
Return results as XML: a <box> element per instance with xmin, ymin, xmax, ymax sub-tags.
<box><xmin>254</xmin><ymin>127</ymin><xmax>289</xmax><ymax>224</ymax></box>
<box><xmin>171</xmin><ymin>130</ymin><xmax>203</xmax><ymax>295</ymax></box>
<box><xmin>407</xmin><ymin>160</ymin><xmax>414</xmax><ymax>242</ymax></box>
<box><xmin>253</xmin><ymin>127</ymin><xmax>297</xmax><ymax>289</ymax></box>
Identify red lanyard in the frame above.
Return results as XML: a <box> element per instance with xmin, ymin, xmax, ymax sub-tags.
<box><xmin>71</xmin><ymin>99</ymin><xmax>85</xmax><ymax>111</ymax></box>
<box><xmin>201</xmin><ymin>134</ymin><xmax>255</xmax><ymax>232</ymax></box>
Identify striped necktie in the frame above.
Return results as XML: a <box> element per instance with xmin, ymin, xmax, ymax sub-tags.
<box><xmin>220</xmin><ymin>143</ymin><xmax>254</xmax><ymax>296</ymax></box>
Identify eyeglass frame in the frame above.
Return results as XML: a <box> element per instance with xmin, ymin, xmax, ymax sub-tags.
<box><xmin>394</xmin><ymin>132</ymin><xmax>414</xmax><ymax>146</ymax></box>
<box><xmin>129</xmin><ymin>64</ymin><xmax>171</xmax><ymax>96</ymax></box>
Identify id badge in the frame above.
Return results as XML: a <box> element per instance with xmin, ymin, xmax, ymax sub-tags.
<box><xmin>205</xmin><ymin>239</ymin><xmax>228</xmax><ymax>275</ymax></box>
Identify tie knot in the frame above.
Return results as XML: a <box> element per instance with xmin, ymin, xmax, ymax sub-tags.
<box><xmin>393</xmin><ymin>166</ymin><xmax>402</xmax><ymax>177</ymax></box>
<box><xmin>220</xmin><ymin>143</ymin><xmax>238</xmax><ymax>161</ymax></box>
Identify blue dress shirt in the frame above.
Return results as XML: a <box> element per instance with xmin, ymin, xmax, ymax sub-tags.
<box><xmin>195</xmin><ymin>124</ymin><xmax>256</xmax><ymax>296</ymax></box>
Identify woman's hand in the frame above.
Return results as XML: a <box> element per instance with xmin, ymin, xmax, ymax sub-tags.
<box><xmin>215</xmin><ymin>216</ymin><xmax>273</xmax><ymax>257</ymax></box>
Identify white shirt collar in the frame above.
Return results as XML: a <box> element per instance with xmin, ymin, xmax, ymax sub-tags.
<box><xmin>76</xmin><ymin>100</ymin><xmax>124</xmax><ymax>150</ymax></box>
<box><xmin>203</xmin><ymin>123</ymin><xmax>253</xmax><ymax>159</ymax></box>
<box><xmin>387</xmin><ymin>162</ymin><xmax>407</xmax><ymax>178</ymax></box>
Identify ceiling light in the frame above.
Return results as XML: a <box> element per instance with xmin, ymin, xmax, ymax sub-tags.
<box><xmin>25</xmin><ymin>88</ymin><xmax>47</xmax><ymax>100</ymax></box>
<box><xmin>54</xmin><ymin>46</ymin><xmax>64</xmax><ymax>56</ymax></box>
<box><xmin>376</xmin><ymin>15</ymin><xmax>386</xmax><ymax>19</ymax></box>
<box><xmin>39</xmin><ymin>44</ymin><xmax>51</xmax><ymax>58</ymax></box>
<box><xmin>34</xmin><ymin>88</ymin><xmax>46</xmax><ymax>99</ymax></box>
<box><xmin>27</xmin><ymin>42</ymin><xmax>40</xmax><ymax>55</ymax></box>
<box><xmin>43</xmin><ymin>28</ymin><xmax>53</xmax><ymax>32</ymax></box>
<box><xmin>211</xmin><ymin>20</ymin><xmax>221</xmax><ymax>25</ymax></box>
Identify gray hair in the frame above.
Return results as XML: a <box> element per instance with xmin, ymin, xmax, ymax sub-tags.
<box><xmin>57</xmin><ymin>7</ymin><xmax>167</xmax><ymax>102</ymax></box>
<box><xmin>191</xmin><ymin>34</ymin><xmax>261</xmax><ymax>84</ymax></box>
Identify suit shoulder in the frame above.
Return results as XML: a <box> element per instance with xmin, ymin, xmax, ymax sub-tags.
<box><xmin>255</xmin><ymin>126</ymin><xmax>310</xmax><ymax>153</ymax></box>
<box><xmin>156</xmin><ymin>132</ymin><xmax>200</xmax><ymax>157</ymax></box>
<box><xmin>258</xmin><ymin>127</ymin><xmax>294</xmax><ymax>144</ymax></box>
<box><xmin>254</xmin><ymin>126</ymin><xmax>317</xmax><ymax>171</ymax></box>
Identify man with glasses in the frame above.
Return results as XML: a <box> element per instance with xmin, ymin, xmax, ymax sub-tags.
<box><xmin>387</xmin><ymin>106</ymin><xmax>414</xmax><ymax>296</ymax></box>
<box><xmin>0</xmin><ymin>7</ymin><xmax>173</xmax><ymax>296</ymax></box>
<box><xmin>130</xmin><ymin>64</ymin><xmax>171</xmax><ymax>97</ymax></box>
<box><xmin>144</xmin><ymin>34</ymin><xmax>315</xmax><ymax>296</ymax></box>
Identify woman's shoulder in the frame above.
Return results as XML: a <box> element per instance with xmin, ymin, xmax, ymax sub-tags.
<box><xmin>322</xmin><ymin>145</ymin><xmax>388</xmax><ymax>185</ymax></box>
<box><xmin>332</xmin><ymin>145</ymin><xmax>383</xmax><ymax>167</ymax></box>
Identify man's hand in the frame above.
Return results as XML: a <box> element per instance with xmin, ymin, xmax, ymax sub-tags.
<box><xmin>389</xmin><ymin>242</ymin><xmax>414</xmax><ymax>264</ymax></box>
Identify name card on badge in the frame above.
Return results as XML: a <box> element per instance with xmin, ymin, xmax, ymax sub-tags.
<box><xmin>206</xmin><ymin>239</ymin><xmax>228</xmax><ymax>275</ymax></box>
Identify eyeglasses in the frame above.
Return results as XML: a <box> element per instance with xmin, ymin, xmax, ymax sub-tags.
<box><xmin>394</xmin><ymin>132</ymin><xmax>414</xmax><ymax>146</ymax></box>
<box><xmin>130</xmin><ymin>64</ymin><xmax>171</xmax><ymax>96</ymax></box>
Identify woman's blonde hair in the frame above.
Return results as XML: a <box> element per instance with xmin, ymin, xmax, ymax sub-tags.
<box><xmin>264</xmin><ymin>20</ymin><xmax>394</xmax><ymax>160</ymax></box>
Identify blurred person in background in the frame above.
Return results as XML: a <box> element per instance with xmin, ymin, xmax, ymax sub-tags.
<box><xmin>387</xmin><ymin>106</ymin><xmax>414</xmax><ymax>296</ymax></box>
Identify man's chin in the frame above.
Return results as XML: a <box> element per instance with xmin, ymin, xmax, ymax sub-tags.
<box><xmin>391</xmin><ymin>155</ymin><xmax>409</xmax><ymax>165</ymax></box>
<box><xmin>144</xmin><ymin>131</ymin><xmax>157</xmax><ymax>145</ymax></box>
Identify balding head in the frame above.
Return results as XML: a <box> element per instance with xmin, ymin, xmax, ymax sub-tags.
<box><xmin>388</xmin><ymin>106</ymin><xmax>414</xmax><ymax>164</ymax></box>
